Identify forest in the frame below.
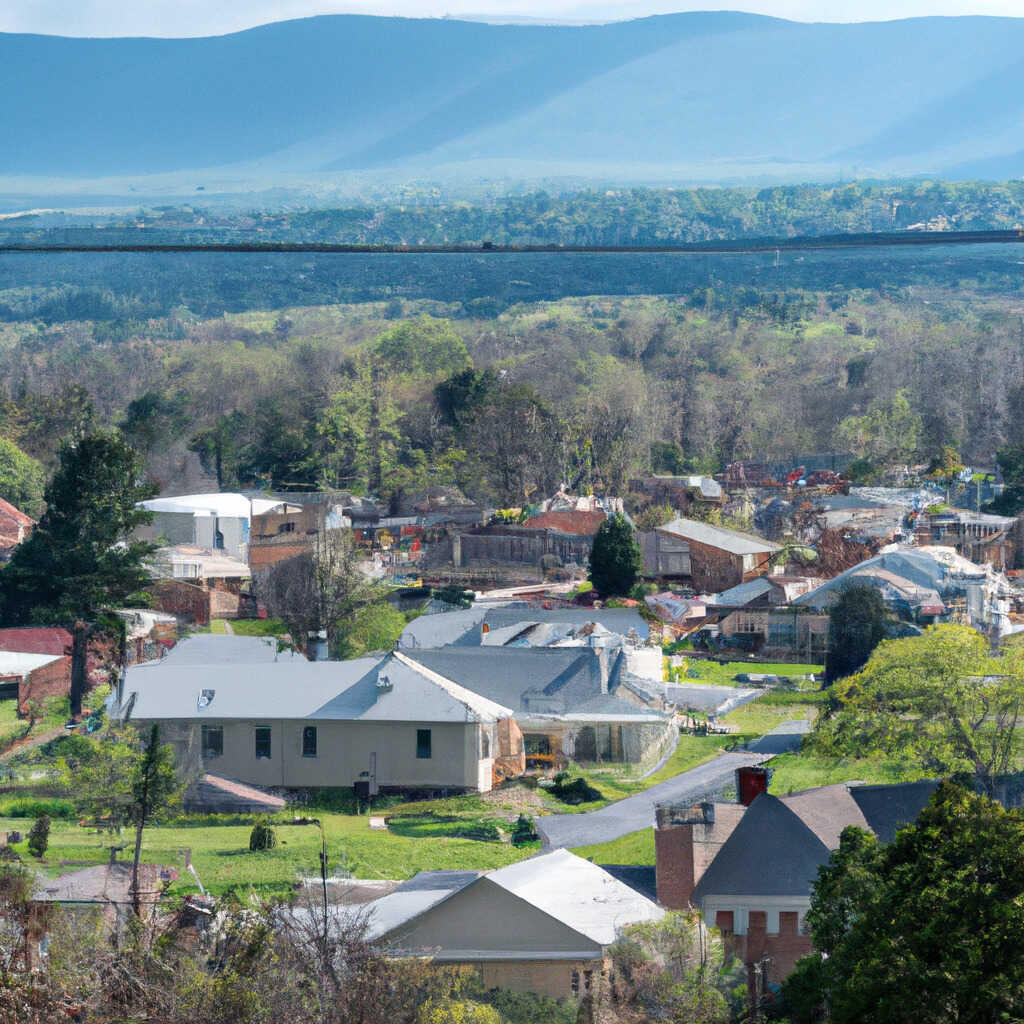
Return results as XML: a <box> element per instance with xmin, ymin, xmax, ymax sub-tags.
<box><xmin>0</xmin><ymin>258</ymin><xmax>1022</xmax><ymax>510</ymax></box>
<box><xmin>5</xmin><ymin>181</ymin><xmax>1024</xmax><ymax>250</ymax></box>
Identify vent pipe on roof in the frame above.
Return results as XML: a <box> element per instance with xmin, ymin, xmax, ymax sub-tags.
<box><xmin>307</xmin><ymin>630</ymin><xmax>328</xmax><ymax>662</ymax></box>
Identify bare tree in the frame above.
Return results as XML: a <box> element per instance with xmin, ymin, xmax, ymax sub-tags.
<box><xmin>257</xmin><ymin>531</ymin><xmax>381</xmax><ymax>656</ymax></box>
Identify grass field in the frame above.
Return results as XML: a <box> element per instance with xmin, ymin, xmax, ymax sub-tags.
<box><xmin>550</xmin><ymin>734</ymin><xmax>727</xmax><ymax>812</ymax></box>
<box><xmin>1</xmin><ymin>810</ymin><xmax>536</xmax><ymax>899</ymax></box>
<box><xmin>766</xmin><ymin>752</ymin><xmax>929</xmax><ymax>795</ymax></box>
<box><xmin>723</xmin><ymin>699</ymin><xmax>821</xmax><ymax>737</ymax></box>
<box><xmin>682</xmin><ymin>660</ymin><xmax>821</xmax><ymax>688</ymax></box>
<box><xmin>572</xmin><ymin>827</ymin><xmax>655</xmax><ymax>865</ymax></box>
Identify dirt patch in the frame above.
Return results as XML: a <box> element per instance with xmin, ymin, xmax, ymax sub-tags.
<box><xmin>480</xmin><ymin>781</ymin><xmax>547</xmax><ymax>817</ymax></box>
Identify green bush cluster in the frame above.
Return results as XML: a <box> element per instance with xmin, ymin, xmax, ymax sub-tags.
<box><xmin>0</xmin><ymin>798</ymin><xmax>75</xmax><ymax>820</ymax></box>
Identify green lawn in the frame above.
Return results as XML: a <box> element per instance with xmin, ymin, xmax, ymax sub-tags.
<box><xmin>229</xmin><ymin>618</ymin><xmax>289</xmax><ymax>637</ymax></box>
<box><xmin>208</xmin><ymin>618</ymin><xmax>229</xmax><ymax>635</ymax></box>
<box><xmin>766</xmin><ymin>752</ymin><xmax>930</xmax><ymax>795</ymax></box>
<box><xmin>722</xmin><ymin>698</ymin><xmax>820</xmax><ymax>737</ymax></box>
<box><xmin>1</xmin><ymin>811</ymin><xmax>536</xmax><ymax>900</ymax></box>
<box><xmin>548</xmin><ymin>734</ymin><xmax>726</xmax><ymax>812</ymax></box>
<box><xmin>682</xmin><ymin>660</ymin><xmax>821</xmax><ymax>688</ymax></box>
<box><xmin>0</xmin><ymin>696</ymin><xmax>71</xmax><ymax>756</ymax></box>
<box><xmin>572</xmin><ymin>827</ymin><xmax>655</xmax><ymax>865</ymax></box>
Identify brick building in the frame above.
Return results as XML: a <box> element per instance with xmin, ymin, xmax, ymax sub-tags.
<box><xmin>149</xmin><ymin>547</ymin><xmax>253</xmax><ymax>625</ymax></box>
<box><xmin>654</xmin><ymin>768</ymin><xmax>939</xmax><ymax>987</ymax></box>
<box><xmin>641</xmin><ymin>518</ymin><xmax>781</xmax><ymax>592</ymax></box>
<box><xmin>0</xmin><ymin>496</ymin><xmax>34</xmax><ymax>559</ymax></box>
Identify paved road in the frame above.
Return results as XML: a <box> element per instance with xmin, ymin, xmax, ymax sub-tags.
<box><xmin>745</xmin><ymin>719</ymin><xmax>812</xmax><ymax>755</ymax></box>
<box><xmin>536</xmin><ymin>750</ymin><xmax>770</xmax><ymax>849</ymax></box>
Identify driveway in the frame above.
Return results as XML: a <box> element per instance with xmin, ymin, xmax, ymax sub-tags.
<box><xmin>744</xmin><ymin>719</ymin><xmax>811</xmax><ymax>755</ymax></box>
<box><xmin>536</xmin><ymin>750</ymin><xmax>771</xmax><ymax>849</ymax></box>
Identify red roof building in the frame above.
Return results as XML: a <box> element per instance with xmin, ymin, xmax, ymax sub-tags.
<box><xmin>521</xmin><ymin>510</ymin><xmax>607</xmax><ymax>536</ymax></box>
<box><xmin>0</xmin><ymin>497</ymin><xmax>35</xmax><ymax>556</ymax></box>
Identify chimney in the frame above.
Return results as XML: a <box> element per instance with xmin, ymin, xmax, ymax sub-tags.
<box><xmin>736</xmin><ymin>765</ymin><xmax>770</xmax><ymax>806</ymax></box>
<box><xmin>307</xmin><ymin>630</ymin><xmax>329</xmax><ymax>661</ymax></box>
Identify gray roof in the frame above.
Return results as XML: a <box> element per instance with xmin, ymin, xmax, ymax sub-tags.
<box><xmin>120</xmin><ymin>650</ymin><xmax>513</xmax><ymax>724</ymax></box>
<box><xmin>658</xmin><ymin>518</ymin><xmax>781</xmax><ymax>556</ymax></box>
<box><xmin>157</xmin><ymin>634</ymin><xmax>302</xmax><ymax>666</ymax></box>
<box><xmin>692</xmin><ymin>793</ymin><xmax>831</xmax><ymax>900</ymax></box>
<box><xmin>398</xmin><ymin>606</ymin><xmax>489</xmax><ymax>649</ymax></box>
<box><xmin>405</xmin><ymin>647</ymin><xmax>603</xmax><ymax>715</ymax></box>
<box><xmin>477</xmin><ymin>607</ymin><xmax>649</xmax><ymax>642</ymax></box>
<box><xmin>706</xmin><ymin>577</ymin><xmax>774</xmax><ymax>606</ymax></box>
<box><xmin>795</xmin><ymin>546</ymin><xmax>982</xmax><ymax>609</ymax></box>
<box><xmin>848</xmin><ymin>779</ymin><xmax>939</xmax><ymax>843</ymax></box>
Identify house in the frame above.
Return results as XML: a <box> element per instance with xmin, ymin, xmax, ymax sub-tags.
<box><xmin>148</xmin><ymin>546</ymin><xmax>253</xmax><ymax>624</ymax></box>
<box><xmin>0</xmin><ymin>496</ymin><xmax>34</xmax><ymax>559</ymax></box>
<box><xmin>405</xmin><ymin>646</ymin><xmax>675</xmax><ymax>767</ymax></box>
<box><xmin>629</xmin><ymin>475</ymin><xmax>725</xmax><ymax>515</ymax></box>
<box><xmin>136</xmin><ymin>492</ymin><xmax>289</xmax><ymax>560</ymax></box>
<box><xmin>705</xmin><ymin>575</ymin><xmax>824</xmax><ymax>609</ymax></box>
<box><xmin>654</xmin><ymin>766</ymin><xmax>940</xmax><ymax>985</ymax></box>
<box><xmin>641</xmin><ymin>518</ymin><xmax>781</xmax><ymax>591</ymax></box>
<box><xmin>362</xmin><ymin>849</ymin><xmax>664</xmax><ymax>999</ymax></box>
<box><xmin>716</xmin><ymin>607</ymin><xmax>830</xmax><ymax>661</ymax></box>
<box><xmin>914</xmin><ymin>508</ymin><xmax>1018</xmax><ymax>567</ymax></box>
<box><xmin>0</xmin><ymin>626</ymin><xmax>116</xmax><ymax>712</ymax></box>
<box><xmin>114</xmin><ymin>635</ymin><xmax>521</xmax><ymax>795</ymax></box>
<box><xmin>248</xmin><ymin>493</ymin><xmax>361</xmax><ymax>573</ymax></box>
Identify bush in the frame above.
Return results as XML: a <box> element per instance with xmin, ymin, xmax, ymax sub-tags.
<box><xmin>249</xmin><ymin>818</ymin><xmax>278</xmax><ymax>851</ymax></box>
<box><xmin>40</xmin><ymin>733</ymin><xmax>97</xmax><ymax>763</ymax></box>
<box><xmin>27</xmin><ymin>814</ymin><xmax>50</xmax><ymax>858</ymax></box>
<box><xmin>511</xmin><ymin>814</ymin><xmax>538</xmax><ymax>846</ymax></box>
<box><xmin>0</xmin><ymin>798</ymin><xmax>75</xmax><ymax>820</ymax></box>
<box><xmin>550</xmin><ymin>774</ymin><xmax>603</xmax><ymax>805</ymax></box>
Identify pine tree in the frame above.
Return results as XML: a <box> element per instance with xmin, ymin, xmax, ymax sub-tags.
<box><xmin>588</xmin><ymin>513</ymin><xmax>643</xmax><ymax>597</ymax></box>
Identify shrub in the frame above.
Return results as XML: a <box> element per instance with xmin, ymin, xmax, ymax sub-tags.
<box><xmin>249</xmin><ymin>818</ymin><xmax>278</xmax><ymax>851</ymax></box>
<box><xmin>27</xmin><ymin>814</ymin><xmax>50</xmax><ymax>858</ymax></box>
<box><xmin>0</xmin><ymin>798</ymin><xmax>75</xmax><ymax>820</ymax></box>
<box><xmin>511</xmin><ymin>814</ymin><xmax>538</xmax><ymax>846</ymax></box>
<box><xmin>550</xmin><ymin>775</ymin><xmax>603</xmax><ymax>805</ymax></box>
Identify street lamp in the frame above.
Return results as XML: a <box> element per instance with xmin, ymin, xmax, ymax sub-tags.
<box><xmin>292</xmin><ymin>816</ymin><xmax>328</xmax><ymax>943</ymax></box>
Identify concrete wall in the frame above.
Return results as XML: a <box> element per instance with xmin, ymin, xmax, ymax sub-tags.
<box><xmin>453</xmin><ymin>526</ymin><xmax>594</xmax><ymax>570</ymax></box>
<box><xmin>148</xmin><ymin>717</ymin><xmax>491</xmax><ymax>791</ymax></box>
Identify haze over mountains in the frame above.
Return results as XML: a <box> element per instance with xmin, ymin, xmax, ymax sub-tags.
<box><xmin>3</xmin><ymin>12</ymin><xmax>1024</xmax><ymax>191</ymax></box>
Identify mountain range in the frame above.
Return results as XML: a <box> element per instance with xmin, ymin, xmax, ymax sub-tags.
<box><xmin>3</xmin><ymin>12</ymin><xmax>1024</xmax><ymax>185</ymax></box>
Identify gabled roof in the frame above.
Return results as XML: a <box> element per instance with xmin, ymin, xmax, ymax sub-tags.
<box><xmin>692</xmin><ymin>793</ymin><xmax>831</xmax><ymax>900</ymax></box>
<box><xmin>119</xmin><ymin>644</ymin><xmax>513</xmax><ymax>724</ymax></box>
<box><xmin>657</xmin><ymin>518</ymin><xmax>781</xmax><ymax>556</ymax></box>
<box><xmin>0</xmin><ymin>496</ymin><xmax>35</xmax><ymax>528</ymax></box>
<box><xmin>0</xmin><ymin>627</ymin><xmax>71</xmax><ymax>657</ymax></box>
<box><xmin>372</xmin><ymin>850</ymin><xmax>663</xmax><ymax>947</ymax></box>
<box><xmin>706</xmin><ymin>577</ymin><xmax>774</xmax><ymax>606</ymax></box>
<box><xmin>405</xmin><ymin>647</ymin><xmax>602</xmax><ymax>714</ymax></box>
<box><xmin>156</xmin><ymin>634</ymin><xmax>298</xmax><ymax>666</ymax></box>
<box><xmin>0</xmin><ymin>651</ymin><xmax>65</xmax><ymax>677</ymax></box>
<box><xmin>847</xmin><ymin>779</ymin><xmax>939</xmax><ymax>843</ymax></box>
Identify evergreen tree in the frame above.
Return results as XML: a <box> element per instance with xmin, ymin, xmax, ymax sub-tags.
<box><xmin>824</xmin><ymin>584</ymin><xmax>888</xmax><ymax>682</ymax></box>
<box><xmin>0</xmin><ymin>432</ymin><xmax>156</xmax><ymax>626</ymax></box>
<box><xmin>588</xmin><ymin>513</ymin><xmax>642</xmax><ymax>597</ymax></box>
<box><xmin>784</xmin><ymin>783</ymin><xmax>1024</xmax><ymax>1024</ymax></box>
<box><xmin>26</xmin><ymin>814</ymin><xmax>50</xmax><ymax>859</ymax></box>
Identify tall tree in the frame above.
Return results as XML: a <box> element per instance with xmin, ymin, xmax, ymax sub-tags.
<box><xmin>784</xmin><ymin>783</ymin><xmax>1024</xmax><ymax>1024</ymax></box>
<box><xmin>824</xmin><ymin>584</ymin><xmax>888</xmax><ymax>683</ymax></box>
<box><xmin>0</xmin><ymin>432</ymin><xmax>156</xmax><ymax>716</ymax></box>
<box><xmin>588</xmin><ymin>513</ymin><xmax>643</xmax><ymax>597</ymax></box>
<box><xmin>811</xmin><ymin>624</ymin><xmax>1024</xmax><ymax>796</ymax></box>
<box><xmin>0</xmin><ymin>438</ymin><xmax>45</xmax><ymax>518</ymax></box>
<box><xmin>129</xmin><ymin>724</ymin><xmax>180</xmax><ymax>916</ymax></box>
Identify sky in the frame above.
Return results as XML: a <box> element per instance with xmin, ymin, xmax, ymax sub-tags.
<box><xmin>4</xmin><ymin>0</ymin><xmax>1024</xmax><ymax>37</ymax></box>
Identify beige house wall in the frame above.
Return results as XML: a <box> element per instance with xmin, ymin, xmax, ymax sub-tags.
<box><xmin>150</xmin><ymin>718</ymin><xmax>491</xmax><ymax>791</ymax></box>
<box><xmin>477</xmin><ymin>958</ymin><xmax>604</xmax><ymax>1000</ymax></box>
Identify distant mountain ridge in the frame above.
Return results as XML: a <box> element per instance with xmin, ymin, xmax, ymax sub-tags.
<box><xmin>3</xmin><ymin>12</ymin><xmax>1024</xmax><ymax>183</ymax></box>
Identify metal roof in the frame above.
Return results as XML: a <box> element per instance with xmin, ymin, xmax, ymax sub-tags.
<box><xmin>119</xmin><ymin>648</ymin><xmax>513</xmax><ymax>724</ymax></box>
<box><xmin>0</xmin><ymin>651</ymin><xmax>64</xmax><ymax>676</ymax></box>
<box><xmin>140</xmin><ymin>492</ymin><xmax>283</xmax><ymax>519</ymax></box>
<box><xmin>657</xmin><ymin>518</ymin><xmax>781</xmax><ymax>556</ymax></box>
<box><xmin>371</xmin><ymin>850</ymin><xmax>663</xmax><ymax>947</ymax></box>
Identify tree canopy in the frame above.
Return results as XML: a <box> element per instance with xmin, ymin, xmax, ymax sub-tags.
<box><xmin>588</xmin><ymin>514</ymin><xmax>643</xmax><ymax>597</ymax></box>
<box><xmin>824</xmin><ymin>584</ymin><xmax>888</xmax><ymax>683</ymax></box>
<box><xmin>811</xmin><ymin>624</ymin><xmax>1024</xmax><ymax>796</ymax></box>
<box><xmin>0</xmin><ymin>431</ymin><xmax>156</xmax><ymax>625</ymax></box>
<box><xmin>784</xmin><ymin>782</ymin><xmax>1024</xmax><ymax>1024</ymax></box>
<box><xmin>0</xmin><ymin>437</ymin><xmax>45</xmax><ymax>518</ymax></box>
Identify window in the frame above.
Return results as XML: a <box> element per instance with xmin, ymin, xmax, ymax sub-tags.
<box><xmin>302</xmin><ymin>726</ymin><xmax>317</xmax><ymax>758</ymax></box>
<box><xmin>416</xmin><ymin>729</ymin><xmax>431</xmax><ymax>759</ymax></box>
<box><xmin>570</xmin><ymin>971</ymin><xmax>580</xmax><ymax>997</ymax></box>
<box><xmin>254</xmin><ymin>726</ymin><xmax>272</xmax><ymax>759</ymax></box>
<box><xmin>201</xmin><ymin>725</ymin><xmax>223</xmax><ymax>759</ymax></box>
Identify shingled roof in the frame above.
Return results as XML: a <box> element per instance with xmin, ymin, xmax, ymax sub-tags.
<box><xmin>692</xmin><ymin>793</ymin><xmax>831</xmax><ymax>900</ymax></box>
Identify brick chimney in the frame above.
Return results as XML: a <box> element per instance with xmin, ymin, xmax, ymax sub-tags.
<box><xmin>736</xmin><ymin>765</ymin><xmax>770</xmax><ymax>806</ymax></box>
<box><xmin>655</xmin><ymin>801</ymin><xmax>720</xmax><ymax>909</ymax></box>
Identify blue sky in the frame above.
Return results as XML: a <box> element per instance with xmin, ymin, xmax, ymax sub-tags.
<box><xmin>4</xmin><ymin>0</ymin><xmax>1024</xmax><ymax>37</ymax></box>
